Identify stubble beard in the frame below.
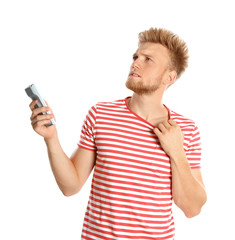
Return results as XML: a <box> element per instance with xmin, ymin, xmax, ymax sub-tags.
<box><xmin>125</xmin><ymin>77</ymin><xmax>161</xmax><ymax>95</ymax></box>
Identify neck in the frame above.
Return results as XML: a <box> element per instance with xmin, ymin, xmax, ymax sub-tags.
<box><xmin>128</xmin><ymin>91</ymin><xmax>168</xmax><ymax>122</ymax></box>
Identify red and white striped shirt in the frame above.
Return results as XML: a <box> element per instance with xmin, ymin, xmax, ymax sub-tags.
<box><xmin>78</xmin><ymin>97</ymin><xmax>201</xmax><ymax>240</ymax></box>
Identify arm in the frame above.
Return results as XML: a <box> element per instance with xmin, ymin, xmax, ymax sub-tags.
<box><xmin>45</xmin><ymin>137</ymin><xmax>96</xmax><ymax>196</ymax></box>
<box><xmin>29</xmin><ymin>100</ymin><xmax>96</xmax><ymax>196</ymax></box>
<box><xmin>170</xmin><ymin>150</ymin><xmax>207</xmax><ymax>218</ymax></box>
<box><xmin>153</xmin><ymin>120</ymin><xmax>207</xmax><ymax>218</ymax></box>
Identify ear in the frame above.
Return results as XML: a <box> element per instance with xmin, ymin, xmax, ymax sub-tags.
<box><xmin>162</xmin><ymin>70</ymin><xmax>177</xmax><ymax>89</ymax></box>
<box><xmin>168</xmin><ymin>70</ymin><xmax>177</xmax><ymax>85</ymax></box>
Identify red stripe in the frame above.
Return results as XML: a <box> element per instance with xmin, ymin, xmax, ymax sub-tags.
<box><xmin>91</xmin><ymin>184</ymin><xmax>171</xmax><ymax>202</ymax></box>
<box><xmin>96</xmin><ymin>154</ymin><xmax>171</xmax><ymax>175</ymax></box>
<box><xmin>89</xmin><ymin>197</ymin><xmax>171</xmax><ymax>218</ymax></box>
<box><xmin>89</xmin><ymin>195</ymin><xmax>172</xmax><ymax>213</ymax></box>
<box><xmin>95</xmin><ymin>159</ymin><xmax>171</xmax><ymax>178</ymax></box>
<box><xmin>90</xmin><ymin>189</ymin><xmax>172</xmax><ymax>208</ymax></box>
<box><xmin>93</xmin><ymin>173</ymin><xmax>171</xmax><ymax>191</ymax></box>
<box><xmin>96</xmin><ymin>149</ymin><xmax>171</xmax><ymax>165</ymax></box>
<box><xmin>93</xmin><ymin>170</ymin><xmax>171</xmax><ymax>186</ymax></box>
<box><xmin>92</xmin><ymin>178</ymin><xmax>170</xmax><ymax>195</ymax></box>
<box><xmin>82</xmin><ymin>223</ymin><xmax>175</xmax><ymax>239</ymax></box>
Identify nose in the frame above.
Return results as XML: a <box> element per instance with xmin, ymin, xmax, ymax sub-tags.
<box><xmin>131</xmin><ymin>58</ymin><xmax>141</xmax><ymax>70</ymax></box>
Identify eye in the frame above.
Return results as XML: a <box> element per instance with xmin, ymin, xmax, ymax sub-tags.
<box><xmin>145</xmin><ymin>57</ymin><xmax>151</xmax><ymax>61</ymax></box>
<box><xmin>133</xmin><ymin>55</ymin><xmax>138</xmax><ymax>61</ymax></box>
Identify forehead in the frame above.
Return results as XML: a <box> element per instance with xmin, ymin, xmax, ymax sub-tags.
<box><xmin>135</xmin><ymin>42</ymin><xmax>170</xmax><ymax>61</ymax></box>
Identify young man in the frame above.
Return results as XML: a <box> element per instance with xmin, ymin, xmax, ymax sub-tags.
<box><xmin>29</xmin><ymin>28</ymin><xmax>207</xmax><ymax>240</ymax></box>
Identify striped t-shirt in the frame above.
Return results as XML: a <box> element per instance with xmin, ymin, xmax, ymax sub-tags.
<box><xmin>78</xmin><ymin>97</ymin><xmax>201</xmax><ymax>240</ymax></box>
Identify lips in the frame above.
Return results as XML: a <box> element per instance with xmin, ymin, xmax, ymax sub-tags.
<box><xmin>129</xmin><ymin>72</ymin><xmax>141</xmax><ymax>77</ymax></box>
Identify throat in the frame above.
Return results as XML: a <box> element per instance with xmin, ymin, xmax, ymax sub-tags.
<box><xmin>126</xmin><ymin>97</ymin><xmax>169</xmax><ymax>127</ymax></box>
<box><xmin>147</xmin><ymin>115</ymin><xmax>169</xmax><ymax>127</ymax></box>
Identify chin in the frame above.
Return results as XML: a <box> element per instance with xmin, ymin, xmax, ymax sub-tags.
<box><xmin>125</xmin><ymin>81</ymin><xmax>156</xmax><ymax>95</ymax></box>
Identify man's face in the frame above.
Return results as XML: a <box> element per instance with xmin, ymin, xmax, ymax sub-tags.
<box><xmin>125</xmin><ymin>42</ymin><xmax>171</xmax><ymax>95</ymax></box>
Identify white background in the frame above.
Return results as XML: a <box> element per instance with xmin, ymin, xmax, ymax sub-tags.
<box><xmin>1</xmin><ymin>0</ymin><xmax>235</xmax><ymax>239</ymax></box>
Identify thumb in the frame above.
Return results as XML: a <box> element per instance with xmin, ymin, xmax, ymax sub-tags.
<box><xmin>44</xmin><ymin>99</ymin><xmax>56</xmax><ymax>121</ymax></box>
<box><xmin>44</xmin><ymin>99</ymin><xmax>52</xmax><ymax>112</ymax></box>
<box><xmin>44</xmin><ymin>99</ymin><xmax>49</xmax><ymax>107</ymax></box>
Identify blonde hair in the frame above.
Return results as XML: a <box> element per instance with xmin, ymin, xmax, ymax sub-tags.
<box><xmin>138</xmin><ymin>27</ymin><xmax>189</xmax><ymax>79</ymax></box>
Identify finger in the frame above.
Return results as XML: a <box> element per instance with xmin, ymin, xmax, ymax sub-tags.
<box><xmin>30</xmin><ymin>106</ymin><xmax>50</xmax><ymax>121</ymax></box>
<box><xmin>157</xmin><ymin>122</ymin><xmax>167</xmax><ymax>133</ymax></box>
<box><xmin>44</xmin><ymin>100</ymin><xmax>54</xmax><ymax>113</ymax></box>
<box><xmin>31</xmin><ymin>113</ymin><xmax>53</xmax><ymax>125</ymax></box>
<box><xmin>29</xmin><ymin>100</ymin><xmax>38</xmax><ymax>110</ymax></box>
<box><xmin>153</xmin><ymin>127</ymin><xmax>162</xmax><ymax>136</ymax></box>
<box><xmin>44</xmin><ymin>100</ymin><xmax>56</xmax><ymax>121</ymax></box>
<box><xmin>162</xmin><ymin>120</ymin><xmax>171</xmax><ymax>129</ymax></box>
<box><xmin>44</xmin><ymin>100</ymin><xmax>52</xmax><ymax>110</ymax></box>
<box><xmin>168</xmin><ymin>119</ymin><xmax>177</xmax><ymax>126</ymax></box>
<box><xmin>32</xmin><ymin>119</ymin><xmax>52</xmax><ymax>129</ymax></box>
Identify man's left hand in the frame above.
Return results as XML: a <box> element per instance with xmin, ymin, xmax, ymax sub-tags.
<box><xmin>153</xmin><ymin>119</ymin><xmax>184</xmax><ymax>157</ymax></box>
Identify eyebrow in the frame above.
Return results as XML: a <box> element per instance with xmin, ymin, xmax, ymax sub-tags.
<box><xmin>133</xmin><ymin>51</ymin><xmax>156</xmax><ymax>59</ymax></box>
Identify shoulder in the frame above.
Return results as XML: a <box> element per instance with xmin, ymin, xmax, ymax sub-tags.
<box><xmin>94</xmin><ymin>98</ymin><xmax>128</xmax><ymax>111</ymax></box>
<box><xmin>170</xmin><ymin>108</ymin><xmax>197</xmax><ymax>126</ymax></box>
<box><xmin>168</xmin><ymin>107</ymin><xmax>200</xmax><ymax>135</ymax></box>
<box><xmin>86</xmin><ymin>98</ymin><xmax>128</xmax><ymax>118</ymax></box>
<box><xmin>168</xmin><ymin>108</ymin><xmax>201</xmax><ymax>148</ymax></box>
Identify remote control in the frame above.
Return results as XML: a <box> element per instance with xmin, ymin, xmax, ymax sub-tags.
<box><xmin>25</xmin><ymin>84</ymin><xmax>56</xmax><ymax>127</ymax></box>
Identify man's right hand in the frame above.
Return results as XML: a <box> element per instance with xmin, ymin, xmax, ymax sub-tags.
<box><xmin>29</xmin><ymin>99</ymin><xmax>57</xmax><ymax>140</ymax></box>
<box><xmin>29</xmin><ymin>99</ymin><xmax>96</xmax><ymax>196</ymax></box>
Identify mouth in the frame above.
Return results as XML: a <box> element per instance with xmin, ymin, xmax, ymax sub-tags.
<box><xmin>129</xmin><ymin>72</ymin><xmax>141</xmax><ymax>78</ymax></box>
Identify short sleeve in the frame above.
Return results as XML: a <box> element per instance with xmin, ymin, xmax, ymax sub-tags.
<box><xmin>185</xmin><ymin>124</ymin><xmax>202</xmax><ymax>169</ymax></box>
<box><xmin>77</xmin><ymin>105</ymin><xmax>97</xmax><ymax>151</ymax></box>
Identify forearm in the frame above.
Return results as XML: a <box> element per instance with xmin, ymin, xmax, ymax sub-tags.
<box><xmin>44</xmin><ymin>133</ymin><xmax>79</xmax><ymax>196</ymax></box>
<box><xmin>170</xmin><ymin>150</ymin><xmax>207</xmax><ymax>218</ymax></box>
